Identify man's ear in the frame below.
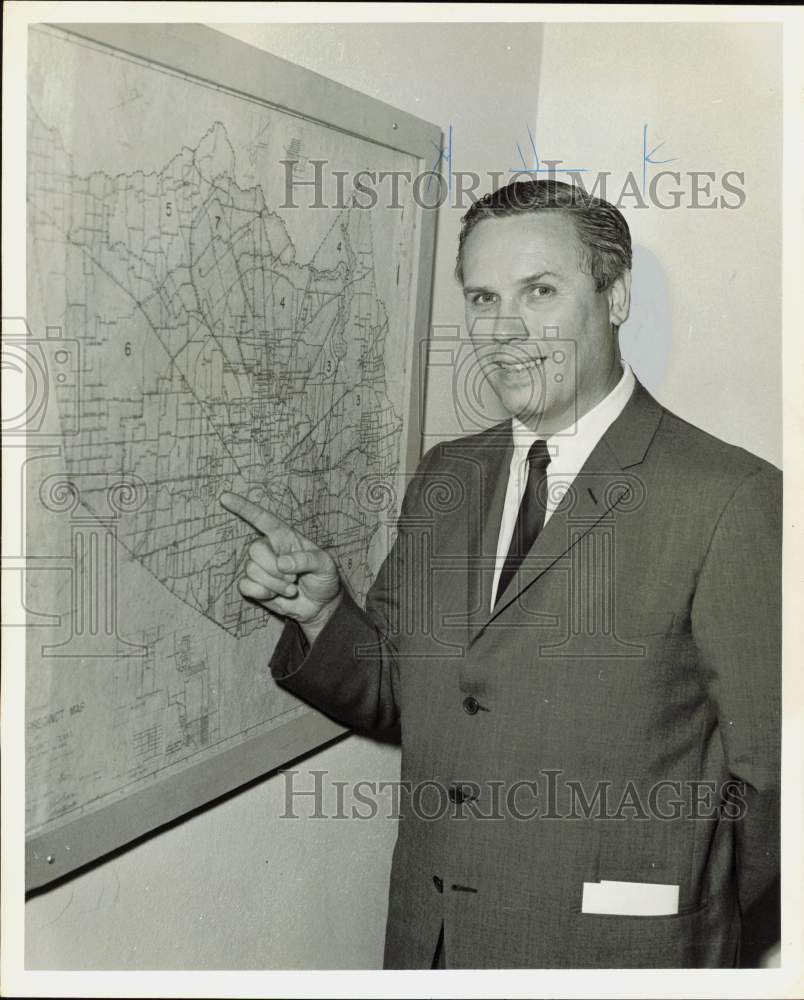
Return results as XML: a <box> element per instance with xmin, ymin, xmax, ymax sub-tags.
<box><xmin>607</xmin><ymin>269</ymin><xmax>632</xmax><ymax>328</ymax></box>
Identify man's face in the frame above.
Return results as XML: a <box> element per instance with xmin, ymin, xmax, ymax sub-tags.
<box><xmin>460</xmin><ymin>211</ymin><xmax>630</xmax><ymax>433</ymax></box>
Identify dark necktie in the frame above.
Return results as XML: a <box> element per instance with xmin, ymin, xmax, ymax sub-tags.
<box><xmin>495</xmin><ymin>438</ymin><xmax>551</xmax><ymax>603</ymax></box>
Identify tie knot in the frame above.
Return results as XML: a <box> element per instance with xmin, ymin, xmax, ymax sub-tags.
<box><xmin>526</xmin><ymin>438</ymin><xmax>551</xmax><ymax>470</ymax></box>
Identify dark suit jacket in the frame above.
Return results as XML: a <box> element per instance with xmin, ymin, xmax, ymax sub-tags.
<box><xmin>269</xmin><ymin>381</ymin><xmax>781</xmax><ymax>968</ymax></box>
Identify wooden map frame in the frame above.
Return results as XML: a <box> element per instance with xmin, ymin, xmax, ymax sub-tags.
<box><xmin>24</xmin><ymin>22</ymin><xmax>440</xmax><ymax>892</ymax></box>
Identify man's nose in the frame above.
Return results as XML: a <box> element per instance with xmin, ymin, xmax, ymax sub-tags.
<box><xmin>491</xmin><ymin>311</ymin><xmax>531</xmax><ymax>343</ymax></box>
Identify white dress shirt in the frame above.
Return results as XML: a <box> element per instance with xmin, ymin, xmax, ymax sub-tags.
<box><xmin>490</xmin><ymin>363</ymin><xmax>636</xmax><ymax>610</ymax></box>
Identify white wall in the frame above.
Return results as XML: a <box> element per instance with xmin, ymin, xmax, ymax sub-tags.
<box><xmin>26</xmin><ymin>736</ymin><xmax>398</xmax><ymax>969</ymax></box>
<box><xmin>535</xmin><ymin>22</ymin><xmax>782</xmax><ymax>467</ymax></box>
<box><xmin>25</xmin><ymin>19</ymin><xmax>781</xmax><ymax>971</ymax></box>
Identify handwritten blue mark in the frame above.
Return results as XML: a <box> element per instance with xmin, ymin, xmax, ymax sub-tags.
<box><xmin>642</xmin><ymin>124</ymin><xmax>677</xmax><ymax>192</ymax></box>
<box><xmin>429</xmin><ymin>123</ymin><xmax>453</xmax><ymax>193</ymax></box>
<box><xmin>510</xmin><ymin>124</ymin><xmax>588</xmax><ymax>174</ymax></box>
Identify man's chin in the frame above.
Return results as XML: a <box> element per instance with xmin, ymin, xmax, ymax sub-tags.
<box><xmin>491</xmin><ymin>384</ymin><xmax>547</xmax><ymax>425</ymax></box>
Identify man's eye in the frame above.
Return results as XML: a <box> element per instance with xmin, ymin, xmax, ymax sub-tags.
<box><xmin>528</xmin><ymin>285</ymin><xmax>554</xmax><ymax>299</ymax></box>
<box><xmin>470</xmin><ymin>292</ymin><xmax>497</xmax><ymax>306</ymax></box>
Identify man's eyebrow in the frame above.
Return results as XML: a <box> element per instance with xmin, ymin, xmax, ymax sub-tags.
<box><xmin>462</xmin><ymin>271</ymin><xmax>560</xmax><ymax>295</ymax></box>
<box><xmin>516</xmin><ymin>271</ymin><xmax>560</xmax><ymax>285</ymax></box>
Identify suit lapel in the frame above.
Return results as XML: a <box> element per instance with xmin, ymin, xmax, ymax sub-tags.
<box><xmin>464</xmin><ymin>422</ymin><xmax>513</xmax><ymax>635</ymax></box>
<box><xmin>466</xmin><ymin>381</ymin><xmax>665</xmax><ymax>645</ymax></box>
<box><xmin>430</xmin><ymin>420</ymin><xmax>512</xmax><ymax>646</ymax></box>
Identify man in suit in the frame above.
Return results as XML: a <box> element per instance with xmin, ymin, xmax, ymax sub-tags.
<box><xmin>220</xmin><ymin>180</ymin><xmax>781</xmax><ymax>968</ymax></box>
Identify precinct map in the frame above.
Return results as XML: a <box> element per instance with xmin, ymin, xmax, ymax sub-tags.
<box><xmin>24</xmin><ymin>25</ymin><xmax>421</xmax><ymax>847</ymax></box>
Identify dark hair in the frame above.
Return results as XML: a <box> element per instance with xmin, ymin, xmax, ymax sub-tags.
<box><xmin>455</xmin><ymin>179</ymin><xmax>632</xmax><ymax>292</ymax></box>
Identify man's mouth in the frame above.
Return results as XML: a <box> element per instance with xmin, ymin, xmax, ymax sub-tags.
<box><xmin>494</xmin><ymin>355</ymin><xmax>546</xmax><ymax>373</ymax></box>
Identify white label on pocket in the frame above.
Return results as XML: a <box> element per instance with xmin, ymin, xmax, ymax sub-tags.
<box><xmin>582</xmin><ymin>879</ymin><xmax>680</xmax><ymax>915</ymax></box>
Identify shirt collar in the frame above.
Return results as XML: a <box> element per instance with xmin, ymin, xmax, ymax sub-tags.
<box><xmin>511</xmin><ymin>362</ymin><xmax>636</xmax><ymax>454</ymax></box>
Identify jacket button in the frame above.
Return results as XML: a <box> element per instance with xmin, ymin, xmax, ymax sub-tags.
<box><xmin>462</xmin><ymin>696</ymin><xmax>480</xmax><ymax>715</ymax></box>
<box><xmin>448</xmin><ymin>783</ymin><xmax>478</xmax><ymax>804</ymax></box>
<box><xmin>432</xmin><ymin>875</ymin><xmax>443</xmax><ymax>893</ymax></box>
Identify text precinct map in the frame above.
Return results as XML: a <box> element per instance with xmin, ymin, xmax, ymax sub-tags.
<box><xmin>25</xmin><ymin>26</ymin><xmax>421</xmax><ymax>841</ymax></box>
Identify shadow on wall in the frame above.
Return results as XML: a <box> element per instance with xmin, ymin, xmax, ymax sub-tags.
<box><xmin>619</xmin><ymin>244</ymin><xmax>673</xmax><ymax>396</ymax></box>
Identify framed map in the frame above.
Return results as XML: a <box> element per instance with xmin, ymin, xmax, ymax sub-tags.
<box><xmin>22</xmin><ymin>22</ymin><xmax>439</xmax><ymax>890</ymax></box>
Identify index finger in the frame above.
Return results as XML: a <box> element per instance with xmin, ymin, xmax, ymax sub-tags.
<box><xmin>219</xmin><ymin>491</ymin><xmax>289</xmax><ymax>539</ymax></box>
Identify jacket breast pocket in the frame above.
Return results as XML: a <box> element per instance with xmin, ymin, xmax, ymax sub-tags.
<box><xmin>569</xmin><ymin>895</ymin><xmax>709</xmax><ymax>919</ymax></box>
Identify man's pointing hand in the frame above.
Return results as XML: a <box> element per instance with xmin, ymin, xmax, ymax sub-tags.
<box><xmin>219</xmin><ymin>491</ymin><xmax>342</xmax><ymax>639</ymax></box>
